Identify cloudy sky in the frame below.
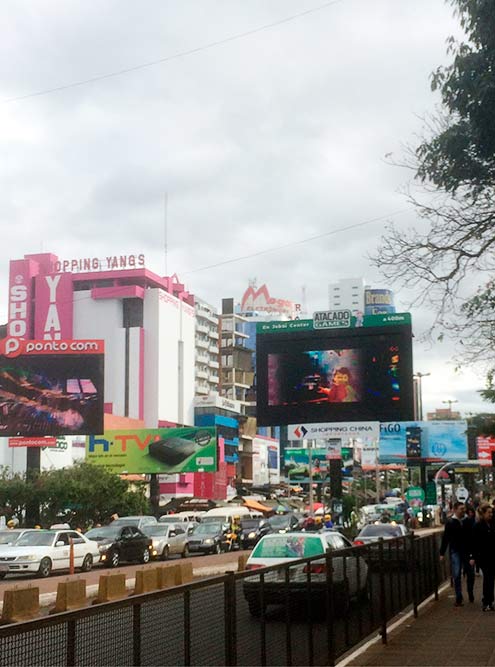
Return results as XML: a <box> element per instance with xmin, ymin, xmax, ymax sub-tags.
<box><xmin>0</xmin><ymin>0</ymin><xmax>488</xmax><ymax>417</ymax></box>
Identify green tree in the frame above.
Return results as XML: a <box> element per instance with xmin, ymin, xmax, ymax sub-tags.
<box><xmin>373</xmin><ymin>0</ymin><xmax>495</xmax><ymax>393</ymax></box>
<box><xmin>38</xmin><ymin>462</ymin><xmax>149</xmax><ymax>528</ymax></box>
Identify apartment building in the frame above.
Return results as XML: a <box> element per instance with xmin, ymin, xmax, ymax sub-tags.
<box><xmin>194</xmin><ymin>297</ymin><xmax>220</xmax><ymax>397</ymax></box>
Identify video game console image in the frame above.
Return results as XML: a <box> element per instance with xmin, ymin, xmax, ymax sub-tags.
<box><xmin>148</xmin><ymin>437</ymin><xmax>204</xmax><ymax>465</ymax></box>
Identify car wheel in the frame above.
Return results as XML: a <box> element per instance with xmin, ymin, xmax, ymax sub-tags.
<box><xmin>215</xmin><ymin>543</ymin><xmax>221</xmax><ymax>555</ymax></box>
<box><xmin>81</xmin><ymin>554</ymin><xmax>93</xmax><ymax>572</ymax></box>
<box><xmin>38</xmin><ymin>557</ymin><xmax>52</xmax><ymax>578</ymax></box>
<box><xmin>161</xmin><ymin>546</ymin><xmax>170</xmax><ymax>561</ymax></box>
<box><xmin>181</xmin><ymin>544</ymin><xmax>189</xmax><ymax>559</ymax></box>
<box><xmin>109</xmin><ymin>550</ymin><xmax>120</xmax><ymax>568</ymax></box>
<box><xmin>141</xmin><ymin>548</ymin><xmax>151</xmax><ymax>564</ymax></box>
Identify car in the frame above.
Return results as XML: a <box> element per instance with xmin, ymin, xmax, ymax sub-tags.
<box><xmin>0</xmin><ymin>529</ymin><xmax>100</xmax><ymax>578</ymax></box>
<box><xmin>242</xmin><ymin>531</ymin><xmax>368</xmax><ymax>618</ymax></box>
<box><xmin>187</xmin><ymin>522</ymin><xmax>228</xmax><ymax>555</ymax></box>
<box><xmin>110</xmin><ymin>516</ymin><xmax>157</xmax><ymax>529</ymax></box>
<box><xmin>85</xmin><ymin>524</ymin><xmax>153</xmax><ymax>567</ymax></box>
<box><xmin>266</xmin><ymin>513</ymin><xmax>302</xmax><ymax>534</ymax></box>
<box><xmin>353</xmin><ymin>523</ymin><xmax>411</xmax><ymax>567</ymax></box>
<box><xmin>0</xmin><ymin>528</ymin><xmax>37</xmax><ymax>546</ymax></box>
<box><xmin>142</xmin><ymin>523</ymin><xmax>189</xmax><ymax>560</ymax></box>
<box><xmin>239</xmin><ymin>518</ymin><xmax>272</xmax><ymax>550</ymax></box>
<box><xmin>158</xmin><ymin>515</ymin><xmax>196</xmax><ymax>535</ymax></box>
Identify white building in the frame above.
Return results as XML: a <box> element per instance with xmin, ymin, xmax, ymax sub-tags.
<box><xmin>328</xmin><ymin>277</ymin><xmax>367</xmax><ymax>314</ymax></box>
<box><xmin>194</xmin><ymin>298</ymin><xmax>220</xmax><ymax>397</ymax></box>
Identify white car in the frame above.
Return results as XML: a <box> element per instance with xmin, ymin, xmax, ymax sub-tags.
<box><xmin>243</xmin><ymin>531</ymin><xmax>368</xmax><ymax>618</ymax></box>
<box><xmin>142</xmin><ymin>523</ymin><xmax>189</xmax><ymax>559</ymax></box>
<box><xmin>0</xmin><ymin>529</ymin><xmax>100</xmax><ymax>578</ymax></box>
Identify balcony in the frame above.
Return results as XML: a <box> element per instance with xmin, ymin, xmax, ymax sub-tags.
<box><xmin>197</xmin><ymin>324</ymin><xmax>210</xmax><ymax>335</ymax></box>
<box><xmin>209</xmin><ymin>330</ymin><xmax>219</xmax><ymax>340</ymax></box>
<box><xmin>196</xmin><ymin>339</ymin><xmax>209</xmax><ymax>350</ymax></box>
<box><xmin>195</xmin><ymin>383</ymin><xmax>209</xmax><ymax>395</ymax></box>
<box><xmin>209</xmin><ymin>360</ymin><xmax>219</xmax><ymax>369</ymax></box>
<box><xmin>209</xmin><ymin>374</ymin><xmax>219</xmax><ymax>383</ymax></box>
<box><xmin>196</xmin><ymin>369</ymin><xmax>209</xmax><ymax>380</ymax></box>
<box><xmin>196</xmin><ymin>353</ymin><xmax>209</xmax><ymax>364</ymax></box>
<box><xmin>209</xmin><ymin>345</ymin><xmax>219</xmax><ymax>354</ymax></box>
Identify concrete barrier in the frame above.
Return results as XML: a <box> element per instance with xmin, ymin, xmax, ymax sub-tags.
<box><xmin>238</xmin><ymin>554</ymin><xmax>249</xmax><ymax>571</ymax></box>
<box><xmin>92</xmin><ymin>573</ymin><xmax>127</xmax><ymax>605</ymax></box>
<box><xmin>2</xmin><ymin>587</ymin><xmax>40</xmax><ymax>624</ymax></box>
<box><xmin>50</xmin><ymin>579</ymin><xmax>87</xmax><ymax>614</ymax></box>
<box><xmin>178</xmin><ymin>561</ymin><xmax>193</xmax><ymax>584</ymax></box>
<box><xmin>156</xmin><ymin>564</ymin><xmax>182</xmax><ymax>589</ymax></box>
<box><xmin>133</xmin><ymin>568</ymin><xmax>159</xmax><ymax>596</ymax></box>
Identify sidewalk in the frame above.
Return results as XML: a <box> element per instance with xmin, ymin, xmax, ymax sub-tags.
<box><xmin>345</xmin><ymin>578</ymin><xmax>495</xmax><ymax>666</ymax></box>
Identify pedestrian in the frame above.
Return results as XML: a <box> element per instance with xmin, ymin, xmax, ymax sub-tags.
<box><xmin>439</xmin><ymin>501</ymin><xmax>475</xmax><ymax>606</ymax></box>
<box><xmin>470</xmin><ymin>503</ymin><xmax>495</xmax><ymax>611</ymax></box>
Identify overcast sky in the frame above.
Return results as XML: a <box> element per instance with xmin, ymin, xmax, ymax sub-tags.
<box><xmin>0</xmin><ymin>0</ymin><xmax>489</xmax><ymax>418</ymax></box>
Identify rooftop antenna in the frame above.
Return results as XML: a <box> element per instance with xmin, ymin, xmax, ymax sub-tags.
<box><xmin>164</xmin><ymin>192</ymin><xmax>169</xmax><ymax>277</ymax></box>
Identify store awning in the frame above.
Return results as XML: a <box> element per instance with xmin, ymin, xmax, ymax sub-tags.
<box><xmin>243</xmin><ymin>498</ymin><xmax>272</xmax><ymax>514</ymax></box>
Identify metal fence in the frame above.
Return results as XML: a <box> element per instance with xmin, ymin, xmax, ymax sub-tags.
<box><xmin>0</xmin><ymin>532</ymin><xmax>446</xmax><ymax>667</ymax></box>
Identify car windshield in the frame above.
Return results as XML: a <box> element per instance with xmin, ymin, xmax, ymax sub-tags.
<box><xmin>241</xmin><ymin>519</ymin><xmax>260</xmax><ymax>529</ymax></box>
<box><xmin>143</xmin><ymin>525</ymin><xmax>169</xmax><ymax>537</ymax></box>
<box><xmin>0</xmin><ymin>530</ymin><xmax>23</xmax><ymax>544</ymax></box>
<box><xmin>359</xmin><ymin>525</ymin><xmax>402</xmax><ymax>537</ymax></box>
<box><xmin>86</xmin><ymin>526</ymin><xmax>121</xmax><ymax>540</ymax></box>
<box><xmin>159</xmin><ymin>516</ymin><xmax>178</xmax><ymax>523</ymax></box>
<box><xmin>16</xmin><ymin>532</ymin><xmax>55</xmax><ymax>547</ymax></box>
<box><xmin>252</xmin><ymin>535</ymin><xmax>324</xmax><ymax>559</ymax></box>
<box><xmin>111</xmin><ymin>518</ymin><xmax>140</xmax><ymax>527</ymax></box>
<box><xmin>267</xmin><ymin>515</ymin><xmax>289</xmax><ymax>529</ymax></box>
<box><xmin>193</xmin><ymin>523</ymin><xmax>222</xmax><ymax>535</ymax></box>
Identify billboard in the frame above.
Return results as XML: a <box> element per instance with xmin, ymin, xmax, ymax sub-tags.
<box><xmin>252</xmin><ymin>437</ymin><xmax>280</xmax><ymax>486</ymax></box>
<box><xmin>86</xmin><ymin>426</ymin><xmax>217</xmax><ymax>474</ymax></box>
<box><xmin>379</xmin><ymin>421</ymin><xmax>468</xmax><ymax>463</ymax></box>
<box><xmin>284</xmin><ymin>447</ymin><xmax>331</xmax><ymax>482</ymax></box>
<box><xmin>0</xmin><ymin>338</ymin><xmax>104</xmax><ymax>436</ymax></box>
<box><xmin>477</xmin><ymin>436</ymin><xmax>495</xmax><ymax>467</ymax></box>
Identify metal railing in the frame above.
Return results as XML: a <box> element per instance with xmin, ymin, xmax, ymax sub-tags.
<box><xmin>0</xmin><ymin>532</ymin><xmax>445</xmax><ymax>667</ymax></box>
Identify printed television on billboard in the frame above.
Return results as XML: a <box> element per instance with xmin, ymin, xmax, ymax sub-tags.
<box><xmin>256</xmin><ymin>323</ymin><xmax>413</xmax><ymax>426</ymax></box>
<box><xmin>0</xmin><ymin>339</ymin><xmax>104</xmax><ymax>437</ymax></box>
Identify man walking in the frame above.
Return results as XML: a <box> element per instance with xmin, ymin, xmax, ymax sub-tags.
<box><xmin>439</xmin><ymin>501</ymin><xmax>475</xmax><ymax>606</ymax></box>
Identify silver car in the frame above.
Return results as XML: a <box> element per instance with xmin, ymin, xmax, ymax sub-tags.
<box><xmin>142</xmin><ymin>523</ymin><xmax>189</xmax><ymax>560</ymax></box>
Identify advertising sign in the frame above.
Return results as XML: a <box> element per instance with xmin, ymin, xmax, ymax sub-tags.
<box><xmin>34</xmin><ymin>273</ymin><xmax>74</xmax><ymax>340</ymax></box>
<box><xmin>257</xmin><ymin>321</ymin><xmax>413</xmax><ymax>426</ymax></box>
<box><xmin>0</xmin><ymin>338</ymin><xmax>104</xmax><ymax>437</ymax></box>
<box><xmin>379</xmin><ymin>421</ymin><xmax>468</xmax><ymax>463</ymax></box>
<box><xmin>86</xmin><ymin>426</ymin><xmax>217</xmax><ymax>474</ymax></box>
<box><xmin>477</xmin><ymin>436</ymin><xmax>495</xmax><ymax>467</ymax></box>
<box><xmin>405</xmin><ymin>486</ymin><xmax>425</xmax><ymax>505</ymax></box>
<box><xmin>9</xmin><ymin>437</ymin><xmax>57</xmax><ymax>448</ymax></box>
<box><xmin>284</xmin><ymin>447</ymin><xmax>330</xmax><ymax>482</ymax></box>
<box><xmin>288</xmin><ymin>421</ymin><xmax>379</xmax><ymax>441</ymax></box>
<box><xmin>313</xmin><ymin>310</ymin><xmax>352</xmax><ymax>330</ymax></box>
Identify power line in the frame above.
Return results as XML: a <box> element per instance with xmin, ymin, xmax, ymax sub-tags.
<box><xmin>183</xmin><ymin>208</ymin><xmax>410</xmax><ymax>275</ymax></box>
<box><xmin>2</xmin><ymin>0</ymin><xmax>344</xmax><ymax>104</ymax></box>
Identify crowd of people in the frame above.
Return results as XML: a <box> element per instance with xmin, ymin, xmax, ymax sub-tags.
<box><xmin>440</xmin><ymin>501</ymin><xmax>495</xmax><ymax>611</ymax></box>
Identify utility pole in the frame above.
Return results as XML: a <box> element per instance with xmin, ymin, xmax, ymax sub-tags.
<box><xmin>413</xmin><ymin>372</ymin><xmax>431</xmax><ymax>421</ymax></box>
<box><xmin>442</xmin><ymin>399</ymin><xmax>459</xmax><ymax>418</ymax></box>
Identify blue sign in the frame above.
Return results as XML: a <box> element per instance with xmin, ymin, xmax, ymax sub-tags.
<box><xmin>379</xmin><ymin>421</ymin><xmax>467</xmax><ymax>463</ymax></box>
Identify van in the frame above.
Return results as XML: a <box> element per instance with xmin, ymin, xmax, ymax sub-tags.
<box><xmin>201</xmin><ymin>506</ymin><xmax>253</xmax><ymax>524</ymax></box>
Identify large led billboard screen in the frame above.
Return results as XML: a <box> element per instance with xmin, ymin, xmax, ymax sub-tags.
<box><xmin>256</xmin><ymin>320</ymin><xmax>413</xmax><ymax>426</ymax></box>
<box><xmin>0</xmin><ymin>339</ymin><xmax>104</xmax><ymax>436</ymax></box>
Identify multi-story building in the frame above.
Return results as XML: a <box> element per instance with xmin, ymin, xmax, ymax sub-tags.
<box><xmin>194</xmin><ymin>297</ymin><xmax>220</xmax><ymax>397</ymax></box>
<box><xmin>328</xmin><ymin>277</ymin><xmax>367</xmax><ymax>314</ymax></box>
<box><xmin>219</xmin><ymin>298</ymin><xmax>255</xmax><ymax>415</ymax></box>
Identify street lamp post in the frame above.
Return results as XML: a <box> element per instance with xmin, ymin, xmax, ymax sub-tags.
<box><xmin>442</xmin><ymin>399</ymin><xmax>459</xmax><ymax>418</ymax></box>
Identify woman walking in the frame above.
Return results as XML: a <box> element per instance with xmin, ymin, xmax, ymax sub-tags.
<box><xmin>470</xmin><ymin>503</ymin><xmax>495</xmax><ymax>611</ymax></box>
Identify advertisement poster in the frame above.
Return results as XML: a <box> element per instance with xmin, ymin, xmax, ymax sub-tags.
<box><xmin>379</xmin><ymin>421</ymin><xmax>468</xmax><ymax>463</ymax></box>
<box><xmin>284</xmin><ymin>447</ymin><xmax>330</xmax><ymax>482</ymax></box>
<box><xmin>0</xmin><ymin>338</ymin><xmax>104</xmax><ymax>437</ymax></box>
<box><xmin>477</xmin><ymin>436</ymin><xmax>495</xmax><ymax>467</ymax></box>
<box><xmin>86</xmin><ymin>426</ymin><xmax>217</xmax><ymax>474</ymax></box>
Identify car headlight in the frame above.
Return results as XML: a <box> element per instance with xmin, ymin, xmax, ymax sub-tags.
<box><xmin>98</xmin><ymin>544</ymin><xmax>109</xmax><ymax>553</ymax></box>
<box><xmin>19</xmin><ymin>555</ymin><xmax>39</xmax><ymax>561</ymax></box>
<box><xmin>248</xmin><ymin>532</ymin><xmax>256</xmax><ymax>539</ymax></box>
<box><xmin>204</xmin><ymin>538</ymin><xmax>213</xmax><ymax>545</ymax></box>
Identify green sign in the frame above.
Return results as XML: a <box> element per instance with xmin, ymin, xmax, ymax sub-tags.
<box><xmin>257</xmin><ymin>313</ymin><xmax>411</xmax><ymax>334</ymax></box>
<box><xmin>86</xmin><ymin>427</ymin><xmax>217</xmax><ymax>474</ymax></box>
<box><xmin>405</xmin><ymin>486</ymin><xmax>425</xmax><ymax>504</ymax></box>
<box><xmin>425</xmin><ymin>481</ymin><xmax>437</xmax><ymax>505</ymax></box>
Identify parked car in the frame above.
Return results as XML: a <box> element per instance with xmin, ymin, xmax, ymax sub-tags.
<box><xmin>0</xmin><ymin>529</ymin><xmax>100</xmax><ymax>578</ymax></box>
<box><xmin>110</xmin><ymin>516</ymin><xmax>157</xmax><ymax>530</ymax></box>
<box><xmin>187</xmin><ymin>522</ymin><xmax>227</xmax><ymax>555</ymax></box>
<box><xmin>85</xmin><ymin>525</ymin><xmax>153</xmax><ymax>567</ymax></box>
<box><xmin>243</xmin><ymin>531</ymin><xmax>368</xmax><ymax>618</ymax></box>
<box><xmin>239</xmin><ymin>518</ymin><xmax>272</xmax><ymax>550</ymax></box>
<box><xmin>353</xmin><ymin>523</ymin><xmax>409</xmax><ymax>545</ymax></box>
<box><xmin>142</xmin><ymin>523</ymin><xmax>189</xmax><ymax>560</ymax></box>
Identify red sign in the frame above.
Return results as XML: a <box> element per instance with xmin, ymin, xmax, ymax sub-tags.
<box><xmin>0</xmin><ymin>338</ymin><xmax>104</xmax><ymax>358</ymax></box>
<box><xmin>478</xmin><ymin>437</ymin><xmax>495</xmax><ymax>467</ymax></box>
<box><xmin>9</xmin><ymin>437</ymin><xmax>57</xmax><ymax>448</ymax></box>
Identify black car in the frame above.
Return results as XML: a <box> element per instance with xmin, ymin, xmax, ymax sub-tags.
<box><xmin>266</xmin><ymin>513</ymin><xmax>302</xmax><ymax>534</ymax></box>
<box><xmin>187</xmin><ymin>522</ymin><xmax>227</xmax><ymax>555</ymax></box>
<box><xmin>239</xmin><ymin>518</ymin><xmax>272</xmax><ymax>550</ymax></box>
<box><xmin>86</xmin><ymin>524</ymin><xmax>153</xmax><ymax>567</ymax></box>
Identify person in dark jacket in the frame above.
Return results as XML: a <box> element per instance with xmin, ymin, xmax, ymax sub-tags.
<box><xmin>439</xmin><ymin>501</ymin><xmax>474</xmax><ymax>606</ymax></box>
<box><xmin>470</xmin><ymin>503</ymin><xmax>495</xmax><ymax>611</ymax></box>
